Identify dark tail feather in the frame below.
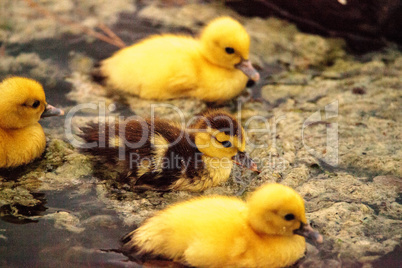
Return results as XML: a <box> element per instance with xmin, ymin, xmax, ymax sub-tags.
<box><xmin>78</xmin><ymin>122</ymin><xmax>103</xmax><ymax>153</ymax></box>
<box><xmin>121</xmin><ymin>229</ymin><xmax>137</xmax><ymax>246</ymax></box>
<box><xmin>79</xmin><ymin>122</ymin><xmax>120</xmax><ymax>157</ymax></box>
<box><xmin>120</xmin><ymin>230</ymin><xmax>173</xmax><ymax>264</ymax></box>
<box><xmin>120</xmin><ymin>230</ymin><xmax>146</xmax><ymax>262</ymax></box>
<box><xmin>91</xmin><ymin>62</ymin><xmax>107</xmax><ymax>85</ymax></box>
<box><xmin>119</xmin><ymin>228</ymin><xmax>188</xmax><ymax>268</ymax></box>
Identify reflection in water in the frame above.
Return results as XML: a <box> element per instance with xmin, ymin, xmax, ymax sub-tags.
<box><xmin>0</xmin><ymin>192</ymin><xmax>47</xmax><ymax>224</ymax></box>
<box><xmin>0</xmin><ymin>187</ymin><xmax>132</xmax><ymax>267</ymax></box>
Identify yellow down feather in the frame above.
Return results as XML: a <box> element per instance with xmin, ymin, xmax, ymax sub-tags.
<box><xmin>100</xmin><ymin>17</ymin><xmax>259</xmax><ymax>102</ymax></box>
<box><xmin>122</xmin><ymin>183</ymin><xmax>322</xmax><ymax>267</ymax></box>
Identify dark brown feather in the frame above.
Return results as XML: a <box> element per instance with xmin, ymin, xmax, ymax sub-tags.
<box><xmin>190</xmin><ymin>110</ymin><xmax>243</xmax><ymax>140</ymax></box>
<box><xmin>91</xmin><ymin>62</ymin><xmax>106</xmax><ymax>85</ymax></box>
<box><xmin>80</xmin><ymin>118</ymin><xmax>205</xmax><ymax>191</ymax></box>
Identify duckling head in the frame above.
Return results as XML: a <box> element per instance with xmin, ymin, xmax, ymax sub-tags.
<box><xmin>0</xmin><ymin>77</ymin><xmax>64</xmax><ymax>129</ymax></box>
<box><xmin>191</xmin><ymin>110</ymin><xmax>258</xmax><ymax>171</ymax></box>
<box><xmin>247</xmin><ymin>183</ymin><xmax>323</xmax><ymax>243</ymax></box>
<box><xmin>200</xmin><ymin>17</ymin><xmax>260</xmax><ymax>81</ymax></box>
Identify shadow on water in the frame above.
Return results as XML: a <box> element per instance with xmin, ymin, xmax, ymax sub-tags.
<box><xmin>372</xmin><ymin>245</ymin><xmax>402</xmax><ymax>268</ymax></box>
<box><xmin>0</xmin><ymin>192</ymin><xmax>47</xmax><ymax>224</ymax></box>
<box><xmin>0</xmin><ymin>186</ymin><xmax>133</xmax><ymax>267</ymax></box>
<box><xmin>4</xmin><ymin>12</ymin><xmax>193</xmax><ymax>64</ymax></box>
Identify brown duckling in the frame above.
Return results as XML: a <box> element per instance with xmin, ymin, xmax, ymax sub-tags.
<box><xmin>80</xmin><ymin>110</ymin><xmax>258</xmax><ymax>191</ymax></box>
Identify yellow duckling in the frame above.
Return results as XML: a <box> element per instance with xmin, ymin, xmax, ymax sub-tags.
<box><xmin>80</xmin><ymin>110</ymin><xmax>259</xmax><ymax>191</ymax></box>
<box><xmin>0</xmin><ymin>77</ymin><xmax>64</xmax><ymax>168</ymax></box>
<box><xmin>122</xmin><ymin>183</ymin><xmax>323</xmax><ymax>267</ymax></box>
<box><xmin>95</xmin><ymin>16</ymin><xmax>260</xmax><ymax>102</ymax></box>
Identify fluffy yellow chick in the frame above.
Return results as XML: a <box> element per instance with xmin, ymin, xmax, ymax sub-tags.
<box><xmin>0</xmin><ymin>77</ymin><xmax>64</xmax><ymax>168</ymax></box>
<box><xmin>121</xmin><ymin>183</ymin><xmax>323</xmax><ymax>267</ymax></box>
<box><xmin>95</xmin><ymin>16</ymin><xmax>260</xmax><ymax>102</ymax></box>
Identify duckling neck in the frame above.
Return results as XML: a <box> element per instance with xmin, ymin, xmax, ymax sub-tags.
<box><xmin>0</xmin><ymin>123</ymin><xmax>46</xmax><ymax>168</ymax></box>
<box><xmin>199</xmin><ymin>48</ymin><xmax>224</xmax><ymax>69</ymax></box>
<box><xmin>242</xmin><ymin>214</ymin><xmax>306</xmax><ymax>267</ymax></box>
<box><xmin>245</xmin><ymin>226</ymin><xmax>306</xmax><ymax>267</ymax></box>
<box><xmin>195</xmin><ymin>52</ymin><xmax>248</xmax><ymax>101</ymax></box>
<box><xmin>201</xmin><ymin>154</ymin><xmax>233</xmax><ymax>185</ymax></box>
<box><xmin>169</xmin><ymin>154</ymin><xmax>233</xmax><ymax>192</ymax></box>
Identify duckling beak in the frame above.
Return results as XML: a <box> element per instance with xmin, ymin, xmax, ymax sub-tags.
<box><xmin>293</xmin><ymin>222</ymin><xmax>323</xmax><ymax>244</ymax></box>
<box><xmin>41</xmin><ymin>104</ymin><xmax>64</xmax><ymax>118</ymax></box>
<box><xmin>232</xmin><ymin>151</ymin><xmax>260</xmax><ymax>173</ymax></box>
<box><xmin>235</xmin><ymin>60</ymin><xmax>260</xmax><ymax>81</ymax></box>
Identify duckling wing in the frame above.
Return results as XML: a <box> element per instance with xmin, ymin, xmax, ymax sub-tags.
<box><xmin>101</xmin><ymin>35</ymin><xmax>200</xmax><ymax>99</ymax></box>
<box><xmin>80</xmin><ymin>121</ymin><xmax>154</xmax><ymax>186</ymax></box>
<box><xmin>81</xmin><ymin>119</ymin><xmax>204</xmax><ymax>191</ymax></box>
<box><xmin>131</xmin><ymin>120</ymin><xmax>205</xmax><ymax>191</ymax></box>
<box><xmin>123</xmin><ymin>196</ymin><xmax>249</xmax><ymax>265</ymax></box>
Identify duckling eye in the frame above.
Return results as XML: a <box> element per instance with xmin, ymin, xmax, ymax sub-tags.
<box><xmin>225</xmin><ymin>47</ymin><xmax>235</xmax><ymax>54</ymax></box>
<box><xmin>221</xmin><ymin>141</ymin><xmax>232</xmax><ymax>148</ymax></box>
<box><xmin>32</xmin><ymin>100</ymin><xmax>40</xmax><ymax>108</ymax></box>
<box><xmin>284</xmin><ymin>214</ymin><xmax>295</xmax><ymax>221</ymax></box>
